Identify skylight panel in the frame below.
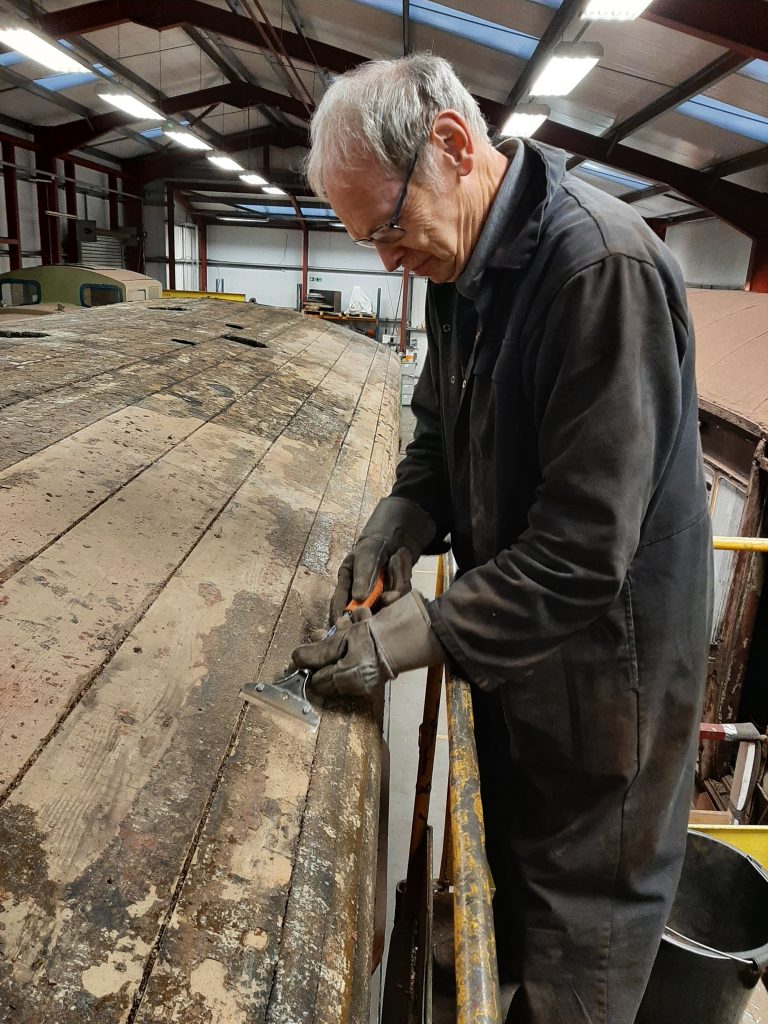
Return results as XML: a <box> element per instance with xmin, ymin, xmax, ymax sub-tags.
<box><xmin>351</xmin><ymin>0</ymin><xmax>539</xmax><ymax>59</ymax></box>
<box><xmin>676</xmin><ymin>95</ymin><xmax>768</xmax><ymax>145</ymax></box>
<box><xmin>579</xmin><ymin>161</ymin><xmax>651</xmax><ymax>190</ymax></box>
<box><xmin>740</xmin><ymin>60</ymin><xmax>768</xmax><ymax>85</ymax></box>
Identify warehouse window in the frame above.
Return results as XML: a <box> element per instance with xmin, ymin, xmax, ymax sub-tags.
<box><xmin>80</xmin><ymin>284</ymin><xmax>122</xmax><ymax>307</ymax></box>
<box><xmin>708</xmin><ymin>472</ymin><xmax>747</xmax><ymax>643</ymax></box>
<box><xmin>0</xmin><ymin>279</ymin><xmax>41</xmax><ymax>306</ymax></box>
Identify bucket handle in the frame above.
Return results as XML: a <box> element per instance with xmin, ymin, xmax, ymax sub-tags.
<box><xmin>665</xmin><ymin>927</ymin><xmax>768</xmax><ymax>986</ymax></box>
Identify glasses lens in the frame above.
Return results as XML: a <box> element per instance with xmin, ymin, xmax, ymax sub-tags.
<box><xmin>370</xmin><ymin>226</ymin><xmax>406</xmax><ymax>245</ymax></box>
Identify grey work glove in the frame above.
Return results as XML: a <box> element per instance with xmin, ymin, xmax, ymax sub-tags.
<box><xmin>293</xmin><ymin>591</ymin><xmax>444</xmax><ymax>698</ymax></box>
<box><xmin>330</xmin><ymin>496</ymin><xmax>436</xmax><ymax>625</ymax></box>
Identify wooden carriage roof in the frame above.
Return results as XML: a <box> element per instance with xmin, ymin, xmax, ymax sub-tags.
<box><xmin>0</xmin><ymin>299</ymin><xmax>399</xmax><ymax>1022</ymax></box>
<box><xmin>690</xmin><ymin>288</ymin><xmax>768</xmax><ymax>437</ymax></box>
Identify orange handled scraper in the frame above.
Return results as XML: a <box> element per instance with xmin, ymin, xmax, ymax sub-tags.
<box><xmin>240</xmin><ymin>569</ymin><xmax>385</xmax><ymax>731</ymax></box>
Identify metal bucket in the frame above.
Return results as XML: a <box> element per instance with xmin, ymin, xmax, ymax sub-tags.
<box><xmin>635</xmin><ymin>831</ymin><xmax>768</xmax><ymax>1024</ymax></box>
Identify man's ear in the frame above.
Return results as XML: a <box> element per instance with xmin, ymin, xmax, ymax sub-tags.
<box><xmin>431</xmin><ymin>110</ymin><xmax>475</xmax><ymax>178</ymax></box>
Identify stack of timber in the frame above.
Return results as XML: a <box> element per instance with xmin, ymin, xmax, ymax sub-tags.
<box><xmin>0</xmin><ymin>299</ymin><xmax>401</xmax><ymax>1023</ymax></box>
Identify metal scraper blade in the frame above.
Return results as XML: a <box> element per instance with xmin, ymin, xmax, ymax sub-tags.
<box><xmin>240</xmin><ymin>667</ymin><xmax>320</xmax><ymax>732</ymax></box>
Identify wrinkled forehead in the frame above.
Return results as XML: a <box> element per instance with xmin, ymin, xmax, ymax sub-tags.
<box><xmin>323</xmin><ymin>155</ymin><xmax>406</xmax><ymax>232</ymax></box>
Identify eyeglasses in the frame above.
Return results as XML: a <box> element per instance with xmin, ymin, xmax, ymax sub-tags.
<box><xmin>352</xmin><ymin>150</ymin><xmax>418</xmax><ymax>248</ymax></box>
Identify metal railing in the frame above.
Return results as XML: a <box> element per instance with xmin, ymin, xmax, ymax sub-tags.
<box><xmin>442</xmin><ymin>553</ymin><xmax>502</xmax><ymax>1024</ymax></box>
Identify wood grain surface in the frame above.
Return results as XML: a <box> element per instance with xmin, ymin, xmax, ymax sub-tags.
<box><xmin>0</xmin><ymin>299</ymin><xmax>400</xmax><ymax>1023</ymax></box>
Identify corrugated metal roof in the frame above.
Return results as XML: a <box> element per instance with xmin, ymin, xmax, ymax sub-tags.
<box><xmin>691</xmin><ymin>289</ymin><xmax>768</xmax><ymax>435</ymax></box>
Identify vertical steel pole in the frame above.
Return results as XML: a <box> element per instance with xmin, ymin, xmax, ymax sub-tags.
<box><xmin>63</xmin><ymin>159</ymin><xmax>78</xmax><ymax>264</ymax></box>
<box><xmin>108</xmin><ymin>172</ymin><xmax>119</xmax><ymax>230</ymax></box>
<box><xmin>399</xmin><ymin>267</ymin><xmax>409</xmax><ymax>353</ymax></box>
<box><xmin>166</xmin><ymin>184</ymin><xmax>176</xmax><ymax>290</ymax></box>
<box><xmin>198</xmin><ymin>219</ymin><xmax>208</xmax><ymax>292</ymax></box>
<box><xmin>2</xmin><ymin>140</ymin><xmax>21</xmax><ymax>270</ymax></box>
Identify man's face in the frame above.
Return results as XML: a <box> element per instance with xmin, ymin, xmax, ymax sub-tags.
<box><xmin>326</xmin><ymin>153</ymin><xmax>467</xmax><ymax>284</ymax></box>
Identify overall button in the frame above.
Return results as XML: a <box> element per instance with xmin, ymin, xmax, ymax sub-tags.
<box><xmin>462</xmin><ymin>379</ymin><xmax>467</xmax><ymax>389</ymax></box>
<box><xmin>449</xmin><ymin>374</ymin><xmax>456</xmax><ymax>384</ymax></box>
<box><xmin>442</xmin><ymin>323</ymin><xmax>451</xmax><ymax>333</ymax></box>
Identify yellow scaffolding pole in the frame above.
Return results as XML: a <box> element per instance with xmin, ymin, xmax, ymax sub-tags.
<box><xmin>713</xmin><ymin>536</ymin><xmax>768</xmax><ymax>552</ymax></box>
<box><xmin>442</xmin><ymin>554</ymin><xmax>502</xmax><ymax>1024</ymax></box>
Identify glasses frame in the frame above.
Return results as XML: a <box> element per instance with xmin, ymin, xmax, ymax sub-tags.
<box><xmin>352</xmin><ymin>150</ymin><xmax>419</xmax><ymax>248</ymax></box>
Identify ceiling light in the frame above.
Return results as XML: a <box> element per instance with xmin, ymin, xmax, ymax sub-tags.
<box><xmin>218</xmin><ymin>216</ymin><xmax>268</xmax><ymax>223</ymax></box>
<box><xmin>530</xmin><ymin>42</ymin><xmax>603</xmax><ymax>97</ymax></box>
<box><xmin>164</xmin><ymin>129</ymin><xmax>211</xmax><ymax>150</ymax></box>
<box><xmin>262</xmin><ymin>186</ymin><xmax>286</xmax><ymax>196</ymax></box>
<box><xmin>207</xmin><ymin>154</ymin><xmax>244</xmax><ymax>172</ymax></box>
<box><xmin>500</xmin><ymin>102</ymin><xmax>550</xmax><ymax>138</ymax></box>
<box><xmin>97</xmin><ymin>91</ymin><xmax>162</xmax><ymax>120</ymax></box>
<box><xmin>0</xmin><ymin>27</ymin><xmax>90</xmax><ymax>73</ymax></box>
<box><xmin>582</xmin><ymin>0</ymin><xmax>652</xmax><ymax>19</ymax></box>
<box><xmin>331</xmin><ymin>221</ymin><xmax>346</xmax><ymax>228</ymax></box>
<box><xmin>239</xmin><ymin>172</ymin><xmax>267</xmax><ymax>186</ymax></box>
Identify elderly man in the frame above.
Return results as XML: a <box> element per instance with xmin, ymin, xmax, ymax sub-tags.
<box><xmin>293</xmin><ymin>53</ymin><xmax>712</xmax><ymax>1023</ymax></box>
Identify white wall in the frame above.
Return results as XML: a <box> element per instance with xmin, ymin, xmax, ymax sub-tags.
<box><xmin>206</xmin><ymin>223</ymin><xmax>427</xmax><ymax>325</ymax></box>
<box><xmin>666</xmin><ymin>218</ymin><xmax>753</xmax><ymax>290</ymax></box>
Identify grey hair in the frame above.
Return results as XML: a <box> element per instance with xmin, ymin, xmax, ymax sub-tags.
<box><xmin>306</xmin><ymin>53</ymin><xmax>489</xmax><ymax>198</ymax></box>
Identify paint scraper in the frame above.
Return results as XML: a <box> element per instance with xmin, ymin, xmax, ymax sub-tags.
<box><xmin>240</xmin><ymin>569</ymin><xmax>385</xmax><ymax>731</ymax></box>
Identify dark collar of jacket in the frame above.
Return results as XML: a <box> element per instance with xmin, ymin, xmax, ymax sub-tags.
<box><xmin>480</xmin><ymin>138</ymin><xmax>567</xmax><ymax>277</ymax></box>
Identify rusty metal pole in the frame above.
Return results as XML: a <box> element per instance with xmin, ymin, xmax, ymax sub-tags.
<box><xmin>747</xmin><ymin>236</ymin><xmax>768</xmax><ymax>293</ymax></box>
<box><xmin>198</xmin><ymin>219</ymin><xmax>208</xmax><ymax>292</ymax></box>
<box><xmin>63</xmin><ymin>159</ymin><xmax>78</xmax><ymax>264</ymax></box>
<box><xmin>400</xmin><ymin>267</ymin><xmax>409</xmax><ymax>353</ymax></box>
<box><xmin>166</xmin><ymin>184</ymin><xmax>176</xmax><ymax>290</ymax></box>
<box><xmin>402</xmin><ymin>554</ymin><xmax>446</xmax><ymax>916</ymax></box>
<box><xmin>2</xmin><ymin>140</ymin><xmax>21</xmax><ymax>270</ymax></box>
<box><xmin>108</xmin><ymin>172</ymin><xmax>119</xmax><ymax>231</ymax></box>
<box><xmin>442</xmin><ymin>554</ymin><xmax>502</xmax><ymax>1024</ymax></box>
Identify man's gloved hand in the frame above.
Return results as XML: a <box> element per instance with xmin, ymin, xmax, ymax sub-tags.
<box><xmin>293</xmin><ymin>591</ymin><xmax>444</xmax><ymax>698</ymax></box>
<box><xmin>330</xmin><ymin>496</ymin><xmax>436</xmax><ymax>624</ymax></box>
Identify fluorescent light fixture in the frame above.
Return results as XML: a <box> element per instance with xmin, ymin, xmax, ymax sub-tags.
<box><xmin>164</xmin><ymin>129</ymin><xmax>211</xmax><ymax>150</ymax></box>
<box><xmin>207</xmin><ymin>154</ymin><xmax>244</xmax><ymax>171</ymax></box>
<box><xmin>582</xmin><ymin>0</ymin><xmax>652</xmax><ymax>19</ymax></box>
<box><xmin>218</xmin><ymin>216</ymin><xmax>268</xmax><ymax>223</ymax></box>
<box><xmin>500</xmin><ymin>102</ymin><xmax>550</xmax><ymax>138</ymax></box>
<box><xmin>239</xmin><ymin>172</ymin><xmax>267</xmax><ymax>186</ymax></box>
<box><xmin>0</xmin><ymin>27</ymin><xmax>90</xmax><ymax>73</ymax></box>
<box><xmin>530</xmin><ymin>42</ymin><xmax>603</xmax><ymax>97</ymax></box>
<box><xmin>97</xmin><ymin>91</ymin><xmax>162</xmax><ymax>120</ymax></box>
<box><xmin>331</xmin><ymin>221</ymin><xmax>346</xmax><ymax>228</ymax></box>
<box><xmin>262</xmin><ymin>186</ymin><xmax>286</xmax><ymax>196</ymax></box>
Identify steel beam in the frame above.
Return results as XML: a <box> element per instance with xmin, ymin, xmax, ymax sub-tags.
<box><xmin>604</xmin><ymin>51</ymin><xmax>748</xmax><ymax>149</ymax></box>
<box><xmin>130</xmin><ymin>125</ymin><xmax>307</xmax><ymax>186</ymax></box>
<box><xmin>2</xmin><ymin>141</ymin><xmax>21</xmax><ymax>270</ymax></box>
<box><xmin>37</xmin><ymin>0</ymin><xmax>357</xmax><ymax>75</ymax></box>
<box><xmin>642</xmin><ymin>0</ymin><xmax>768</xmax><ymax>63</ymax></box>
<box><xmin>36</xmin><ymin>83</ymin><xmax>307</xmax><ymax>158</ymax></box>
<box><xmin>503</xmin><ymin>0</ymin><xmax>585</xmax><ymax>110</ymax></box>
<box><xmin>530</xmin><ymin>119</ymin><xmax>768</xmax><ymax>238</ymax></box>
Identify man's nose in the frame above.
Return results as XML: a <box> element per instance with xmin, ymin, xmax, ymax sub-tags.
<box><xmin>375</xmin><ymin>241</ymin><xmax>405</xmax><ymax>273</ymax></box>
